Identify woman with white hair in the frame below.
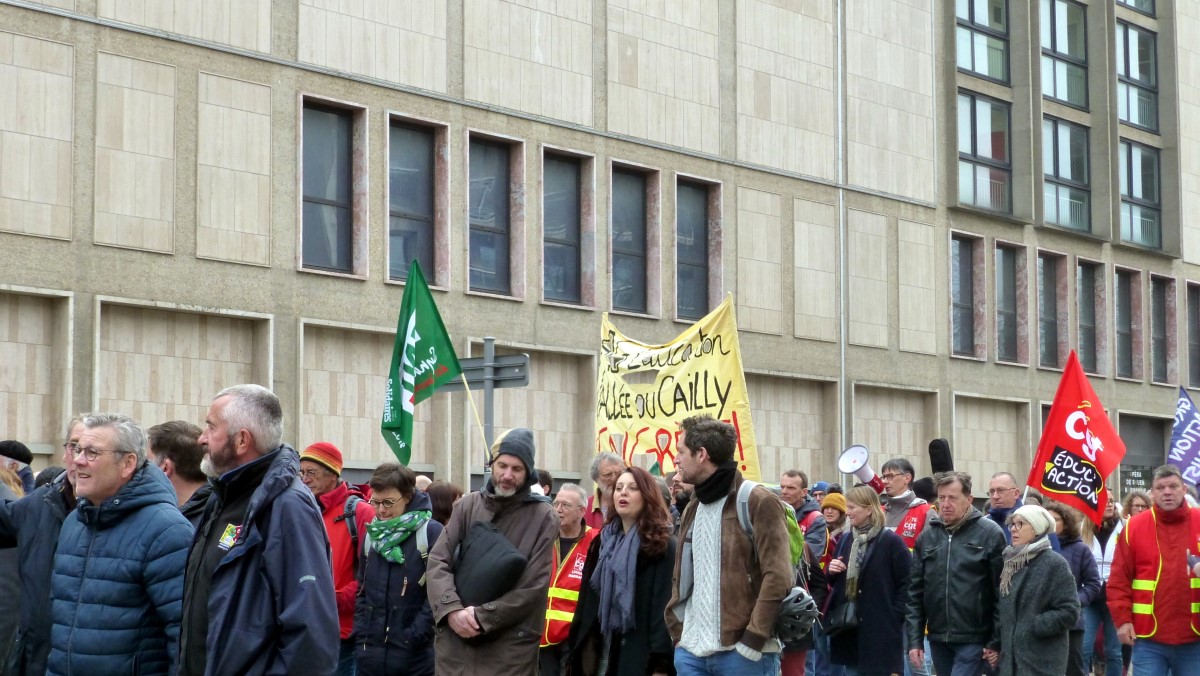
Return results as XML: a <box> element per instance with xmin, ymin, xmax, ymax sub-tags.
<box><xmin>989</xmin><ymin>505</ymin><xmax>1080</xmax><ymax>676</ymax></box>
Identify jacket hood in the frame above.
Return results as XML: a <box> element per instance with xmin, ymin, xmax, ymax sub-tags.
<box><xmin>244</xmin><ymin>444</ymin><xmax>303</xmax><ymax>520</ymax></box>
<box><xmin>927</xmin><ymin>505</ymin><xmax>984</xmax><ymax>529</ymax></box>
<box><xmin>406</xmin><ymin>488</ymin><xmax>433</xmax><ymax>514</ymax></box>
<box><xmin>76</xmin><ymin>461</ymin><xmax>178</xmax><ymax>529</ymax></box>
<box><xmin>796</xmin><ymin>494</ymin><xmax>822</xmax><ymax>517</ymax></box>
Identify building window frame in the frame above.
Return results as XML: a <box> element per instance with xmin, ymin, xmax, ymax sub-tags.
<box><xmin>386</xmin><ymin>113</ymin><xmax>450</xmax><ymax>288</ymax></box>
<box><xmin>674</xmin><ymin>174</ymin><xmax>721</xmax><ymax>323</ymax></box>
<box><xmin>1077</xmin><ymin>259</ymin><xmax>1106</xmax><ymax>375</ymax></box>
<box><xmin>1037</xmin><ymin>251</ymin><xmax>1069</xmax><ymax>370</ymax></box>
<box><xmin>466</xmin><ymin>130</ymin><xmax>526</xmax><ymax>299</ymax></box>
<box><xmin>1118</xmin><ymin>139</ymin><xmax>1161</xmax><ymax>250</ymax></box>
<box><xmin>609</xmin><ymin>160</ymin><xmax>661</xmax><ymax>317</ymax></box>
<box><xmin>1042</xmin><ymin>117</ymin><xmax>1090</xmax><ymax>231</ymax></box>
<box><xmin>540</xmin><ymin>145</ymin><xmax>596</xmax><ymax>308</ymax></box>
<box><xmin>1116</xmin><ymin>21</ymin><xmax>1159</xmax><ymax>132</ymax></box>
<box><xmin>1117</xmin><ymin>0</ymin><xmax>1155</xmax><ymax>18</ymax></box>
<box><xmin>958</xmin><ymin>91</ymin><xmax>1012</xmax><ymax>213</ymax></box>
<box><xmin>1114</xmin><ymin>267</ymin><xmax>1143</xmax><ymax>380</ymax></box>
<box><xmin>298</xmin><ymin>95</ymin><xmax>369</xmax><ymax>278</ymax></box>
<box><xmin>1040</xmin><ymin>0</ymin><xmax>1088</xmax><ymax>108</ymax></box>
<box><xmin>1150</xmin><ymin>275</ymin><xmax>1174</xmax><ymax>384</ymax></box>
<box><xmin>995</xmin><ymin>242</ymin><xmax>1027</xmax><ymax>364</ymax></box>
<box><xmin>956</xmin><ymin>0</ymin><xmax>1010</xmax><ymax>83</ymax></box>
<box><xmin>951</xmin><ymin>232</ymin><xmax>986</xmax><ymax>359</ymax></box>
<box><xmin>1188</xmin><ymin>283</ymin><xmax>1200</xmax><ymax>388</ymax></box>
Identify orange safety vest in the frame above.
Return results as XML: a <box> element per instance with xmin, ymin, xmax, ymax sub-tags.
<box><xmin>541</xmin><ymin>526</ymin><xmax>600</xmax><ymax>647</ymax></box>
<box><xmin>1124</xmin><ymin>507</ymin><xmax>1200</xmax><ymax>638</ymax></box>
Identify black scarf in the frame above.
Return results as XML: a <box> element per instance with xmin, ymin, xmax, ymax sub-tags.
<box><xmin>694</xmin><ymin>461</ymin><xmax>738</xmax><ymax>504</ymax></box>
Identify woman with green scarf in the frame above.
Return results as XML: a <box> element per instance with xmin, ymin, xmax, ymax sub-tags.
<box><xmin>354</xmin><ymin>462</ymin><xmax>443</xmax><ymax>676</ymax></box>
<box><xmin>825</xmin><ymin>485</ymin><xmax>911</xmax><ymax>675</ymax></box>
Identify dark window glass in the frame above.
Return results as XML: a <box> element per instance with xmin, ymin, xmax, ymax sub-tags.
<box><xmin>1119</xmin><ymin>140</ymin><xmax>1161</xmax><ymax>248</ymax></box>
<box><xmin>956</xmin><ymin>0</ymin><xmax>1009</xmax><ymax>82</ymax></box>
<box><xmin>952</xmin><ymin>236</ymin><xmax>976</xmax><ymax>356</ymax></box>
<box><xmin>1078</xmin><ymin>263</ymin><xmax>1098</xmax><ymax>372</ymax></box>
<box><xmin>1117</xmin><ymin>23</ymin><xmax>1158</xmax><ymax>130</ymax></box>
<box><xmin>958</xmin><ymin>92</ymin><xmax>1012</xmax><ymax>212</ymax></box>
<box><xmin>1189</xmin><ymin>285</ymin><xmax>1200</xmax><ymax>387</ymax></box>
<box><xmin>302</xmin><ymin>105</ymin><xmax>353</xmax><ymax>272</ymax></box>
<box><xmin>543</xmin><ymin>155</ymin><xmax>582</xmax><ymax>303</ymax></box>
<box><xmin>468</xmin><ymin>139</ymin><xmax>512</xmax><ymax>294</ymax></box>
<box><xmin>1115</xmin><ymin>270</ymin><xmax>1134</xmax><ymax>378</ymax></box>
<box><xmin>996</xmin><ymin>246</ymin><xmax>1018</xmax><ymax>362</ymax></box>
<box><xmin>676</xmin><ymin>181</ymin><xmax>710</xmax><ymax>320</ymax></box>
<box><xmin>1038</xmin><ymin>255</ymin><xmax>1059</xmax><ymax>368</ymax></box>
<box><xmin>612</xmin><ymin>169</ymin><xmax>647</xmax><ymax>314</ymax></box>
<box><xmin>1151</xmin><ymin>278</ymin><xmax>1169</xmax><ymax>382</ymax></box>
<box><xmin>1042</xmin><ymin>117</ymin><xmax>1089</xmax><ymax>230</ymax></box>
<box><xmin>1040</xmin><ymin>0</ymin><xmax>1087</xmax><ymax>107</ymax></box>
<box><xmin>388</xmin><ymin>122</ymin><xmax>435</xmax><ymax>280</ymax></box>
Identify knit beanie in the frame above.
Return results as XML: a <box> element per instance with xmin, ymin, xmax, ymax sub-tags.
<box><xmin>1012</xmin><ymin>504</ymin><xmax>1054</xmax><ymax>536</ymax></box>
<box><xmin>821</xmin><ymin>492</ymin><xmax>847</xmax><ymax>514</ymax></box>
<box><xmin>489</xmin><ymin>428</ymin><xmax>537</xmax><ymax>487</ymax></box>
<box><xmin>813</xmin><ymin>481</ymin><xmax>830</xmax><ymax>493</ymax></box>
<box><xmin>300</xmin><ymin>442</ymin><xmax>343</xmax><ymax>476</ymax></box>
<box><xmin>0</xmin><ymin>440</ymin><xmax>32</xmax><ymax>465</ymax></box>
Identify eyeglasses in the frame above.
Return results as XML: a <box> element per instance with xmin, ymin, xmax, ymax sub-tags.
<box><xmin>368</xmin><ymin>498</ymin><xmax>401</xmax><ymax>509</ymax></box>
<box><xmin>987</xmin><ymin>487</ymin><xmax>1017</xmax><ymax>496</ymax></box>
<box><xmin>881</xmin><ymin>473</ymin><xmax>906</xmax><ymax>481</ymax></box>
<box><xmin>74</xmin><ymin>445</ymin><xmax>127</xmax><ymax>462</ymax></box>
<box><xmin>62</xmin><ymin>442</ymin><xmax>79</xmax><ymax>453</ymax></box>
<box><xmin>1008</xmin><ymin>519</ymin><xmax>1030</xmax><ymax>530</ymax></box>
<box><xmin>552</xmin><ymin>501</ymin><xmax>582</xmax><ymax>510</ymax></box>
<box><xmin>299</xmin><ymin>469</ymin><xmax>326</xmax><ymax>479</ymax></box>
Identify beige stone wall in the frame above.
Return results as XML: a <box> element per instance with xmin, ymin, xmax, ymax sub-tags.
<box><xmin>607</xmin><ymin>0</ymin><xmax>719</xmax><ymax>153</ymax></box>
<box><xmin>465</xmin><ymin>0</ymin><xmax>592</xmax><ymax>125</ymax></box>
<box><xmin>847</xmin><ymin>208</ymin><xmax>889</xmax><ymax>348</ymax></box>
<box><xmin>196</xmin><ymin>73</ymin><xmax>272</xmax><ymax>266</ymax></box>
<box><xmin>736</xmin><ymin>186</ymin><xmax>782</xmax><ymax>335</ymax></box>
<box><xmin>793</xmin><ymin>197</ymin><xmax>838</xmax><ymax>343</ymax></box>
<box><xmin>94</xmin><ymin>53</ymin><xmax>176</xmax><ymax>253</ymax></box>
<box><xmin>735</xmin><ymin>0</ymin><xmax>835</xmax><ymax>180</ymax></box>
<box><xmin>0</xmin><ymin>31</ymin><xmax>73</xmax><ymax>239</ymax></box>
<box><xmin>898</xmin><ymin>219</ymin><xmax>937</xmax><ymax>354</ymax></box>
<box><xmin>747</xmin><ymin>374</ymin><xmax>835</xmax><ymax>483</ymax></box>
<box><xmin>0</xmin><ymin>291</ymin><xmax>67</xmax><ymax>449</ymax></box>
<box><xmin>952</xmin><ymin>395</ymin><xmax>1029</xmax><ymax>497</ymax></box>
<box><xmin>99</xmin><ymin>0</ymin><xmax>272</xmax><ymax>54</ymax></box>
<box><xmin>852</xmin><ymin>385</ymin><xmax>935</xmax><ymax>478</ymax></box>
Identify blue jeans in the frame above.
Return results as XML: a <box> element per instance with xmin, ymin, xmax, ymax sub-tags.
<box><xmin>806</xmin><ymin>621</ymin><xmax>843</xmax><ymax>676</ymax></box>
<box><xmin>1083</xmin><ymin>602</ymin><xmax>1122</xmax><ymax>676</ymax></box>
<box><xmin>337</xmin><ymin>638</ymin><xmax>356</xmax><ymax>676</ymax></box>
<box><xmin>904</xmin><ymin>637</ymin><xmax>931</xmax><ymax>676</ymax></box>
<box><xmin>1132</xmin><ymin>638</ymin><xmax>1200</xmax><ymax>676</ymax></box>
<box><xmin>675</xmin><ymin>647</ymin><xmax>782</xmax><ymax>676</ymax></box>
<box><xmin>929</xmin><ymin>641</ymin><xmax>987</xmax><ymax>676</ymax></box>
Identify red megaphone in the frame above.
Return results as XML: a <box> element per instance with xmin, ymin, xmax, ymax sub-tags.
<box><xmin>837</xmin><ymin>444</ymin><xmax>885</xmax><ymax>494</ymax></box>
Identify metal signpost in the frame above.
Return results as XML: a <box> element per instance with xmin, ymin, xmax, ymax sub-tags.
<box><xmin>439</xmin><ymin>336</ymin><xmax>530</xmax><ymax>471</ymax></box>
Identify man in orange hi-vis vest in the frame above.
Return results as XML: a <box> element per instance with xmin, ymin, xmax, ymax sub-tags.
<box><xmin>539</xmin><ymin>483</ymin><xmax>600</xmax><ymax>676</ymax></box>
<box><xmin>1108</xmin><ymin>464</ymin><xmax>1200</xmax><ymax>676</ymax></box>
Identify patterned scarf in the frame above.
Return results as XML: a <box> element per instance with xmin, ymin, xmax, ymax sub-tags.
<box><xmin>1000</xmin><ymin>536</ymin><xmax>1051</xmax><ymax>595</ymax></box>
<box><xmin>366</xmin><ymin>510</ymin><xmax>431</xmax><ymax>564</ymax></box>
<box><xmin>846</xmin><ymin>519</ymin><xmax>883</xmax><ymax>600</ymax></box>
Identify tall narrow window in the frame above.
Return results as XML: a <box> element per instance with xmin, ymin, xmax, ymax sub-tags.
<box><xmin>952</xmin><ymin>236</ymin><xmax>977</xmax><ymax>357</ymax></box>
<box><xmin>469</xmin><ymin>138</ymin><xmax>512</xmax><ymax>294</ymax></box>
<box><xmin>1189</xmin><ymin>285</ymin><xmax>1200</xmax><ymax>387</ymax></box>
<box><xmin>996</xmin><ymin>246</ymin><xmax>1018</xmax><ymax>362</ymax></box>
<box><xmin>1041</xmin><ymin>0</ymin><xmax>1087</xmax><ymax>107</ymax></box>
<box><xmin>1117</xmin><ymin>23</ymin><xmax>1158</xmax><ymax>130</ymax></box>
<box><xmin>1078</xmin><ymin>262</ymin><xmax>1099</xmax><ymax>373</ymax></box>
<box><xmin>388</xmin><ymin>122</ymin><xmax>435</xmax><ymax>280</ymax></box>
<box><xmin>543</xmin><ymin>155</ymin><xmax>582</xmax><ymax>303</ymax></box>
<box><xmin>612</xmin><ymin>169</ymin><xmax>648</xmax><ymax>313</ymax></box>
<box><xmin>958</xmin><ymin>93</ymin><xmax>1011</xmax><ymax>213</ymax></box>
<box><xmin>1042</xmin><ymin>118</ymin><xmax>1089</xmax><ymax>230</ymax></box>
<box><xmin>956</xmin><ymin>0</ymin><xmax>1009</xmax><ymax>82</ymax></box>
<box><xmin>1038</xmin><ymin>254</ymin><xmax>1060</xmax><ymax>368</ymax></box>
<box><xmin>302</xmin><ymin>104</ymin><xmax>353</xmax><ymax>272</ymax></box>
<box><xmin>1119</xmin><ymin>140</ymin><xmax>1161</xmax><ymax>249</ymax></box>
<box><xmin>1115</xmin><ymin>270</ymin><xmax>1135</xmax><ymax>378</ymax></box>
<box><xmin>1151</xmin><ymin>277</ymin><xmax>1170</xmax><ymax>383</ymax></box>
<box><xmin>676</xmin><ymin>181</ymin><xmax>710</xmax><ymax>320</ymax></box>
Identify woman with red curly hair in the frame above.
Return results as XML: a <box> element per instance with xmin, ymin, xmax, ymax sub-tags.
<box><xmin>565</xmin><ymin>466</ymin><xmax>676</xmax><ymax>675</ymax></box>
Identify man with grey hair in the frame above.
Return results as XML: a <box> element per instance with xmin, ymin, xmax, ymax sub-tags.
<box><xmin>584</xmin><ymin>451</ymin><xmax>624</xmax><ymax>528</ymax></box>
<box><xmin>179</xmin><ymin>384</ymin><xmax>338</xmax><ymax>676</ymax></box>
<box><xmin>47</xmin><ymin>412</ymin><xmax>194</xmax><ymax>674</ymax></box>
<box><xmin>539</xmin><ymin>482</ymin><xmax>599</xmax><ymax>676</ymax></box>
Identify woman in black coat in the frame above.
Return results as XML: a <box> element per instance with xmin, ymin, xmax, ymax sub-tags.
<box><xmin>565</xmin><ymin>466</ymin><xmax>675</xmax><ymax>676</ymax></box>
<box><xmin>354</xmin><ymin>463</ymin><xmax>443</xmax><ymax>676</ymax></box>
<box><xmin>825</xmin><ymin>485</ymin><xmax>911</xmax><ymax>676</ymax></box>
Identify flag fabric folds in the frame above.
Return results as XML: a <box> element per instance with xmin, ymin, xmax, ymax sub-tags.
<box><xmin>381</xmin><ymin>261</ymin><xmax>462</xmax><ymax>464</ymax></box>
<box><xmin>1169</xmin><ymin>386</ymin><xmax>1200</xmax><ymax>485</ymax></box>
<box><xmin>1026</xmin><ymin>350</ymin><xmax>1126</xmax><ymax>525</ymax></box>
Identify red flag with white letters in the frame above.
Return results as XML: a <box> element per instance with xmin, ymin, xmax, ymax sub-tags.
<box><xmin>1027</xmin><ymin>350</ymin><xmax>1126</xmax><ymax>525</ymax></box>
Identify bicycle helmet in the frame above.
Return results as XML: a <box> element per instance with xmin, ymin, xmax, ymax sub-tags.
<box><xmin>776</xmin><ymin>585</ymin><xmax>820</xmax><ymax>641</ymax></box>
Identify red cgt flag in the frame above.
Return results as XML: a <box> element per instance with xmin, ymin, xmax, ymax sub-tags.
<box><xmin>1027</xmin><ymin>350</ymin><xmax>1126</xmax><ymax>525</ymax></box>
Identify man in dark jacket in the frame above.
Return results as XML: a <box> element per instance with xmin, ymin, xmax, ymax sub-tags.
<box><xmin>48</xmin><ymin>412</ymin><xmax>194</xmax><ymax>675</ymax></box>
<box><xmin>147</xmin><ymin>420</ymin><xmax>212</xmax><ymax>527</ymax></box>
<box><xmin>906</xmin><ymin>471</ymin><xmax>1006</xmax><ymax>676</ymax></box>
<box><xmin>426</xmin><ymin>428</ymin><xmax>558</xmax><ymax>675</ymax></box>
<box><xmin>0</xmin><ymin>420</ymin><xmax>81</xmax><ymax>676</ymax></box>
<box><xmin>179</xmin><ymin>384</ymin><xmax>338</xmax><ymax>676</ymax></box>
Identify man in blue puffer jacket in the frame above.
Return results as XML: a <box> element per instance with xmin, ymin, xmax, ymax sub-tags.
<box><xmin>47</xmin><ymin>412</ymin><xmax>194</xmax><ymax>676</ymax></box>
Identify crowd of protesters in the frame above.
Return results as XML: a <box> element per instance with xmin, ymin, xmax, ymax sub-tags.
<box><xmin>3</xmin><ymin>398</ymin><xmax>1200</xmax><ymax>675</ymax></box>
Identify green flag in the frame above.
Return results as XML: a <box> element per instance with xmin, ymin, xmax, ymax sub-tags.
<box><xmin>381</xmin><ymin>260</ymin><xmax>462</xmax><ymax>464</ymax></box>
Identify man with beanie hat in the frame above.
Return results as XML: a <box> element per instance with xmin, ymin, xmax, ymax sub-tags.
<box><xmin>426</xmin><ymin>428</ymin><xmax>557</xmax><ymax>675</ymax></box>
<box><xmin>300</xmin><ymin>441</ymin><xmax>374</xmax><ymax>676</ymax></box>
<box><xmin>811</xmin><ymin>481</ymin><xmax>829</xmax><ymax>503</ymax></box>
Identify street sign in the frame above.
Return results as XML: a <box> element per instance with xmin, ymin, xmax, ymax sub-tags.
<box><xmin>437</xmin><ymin>353</ymin><xmax>529</xmax><ymax>392</ymax></box>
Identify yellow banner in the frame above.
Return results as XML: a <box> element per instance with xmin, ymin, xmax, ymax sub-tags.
<box><xmin>595</xmin><ymin>296</ymin><xmax>760</xmax><ymax>480</ymax></box>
